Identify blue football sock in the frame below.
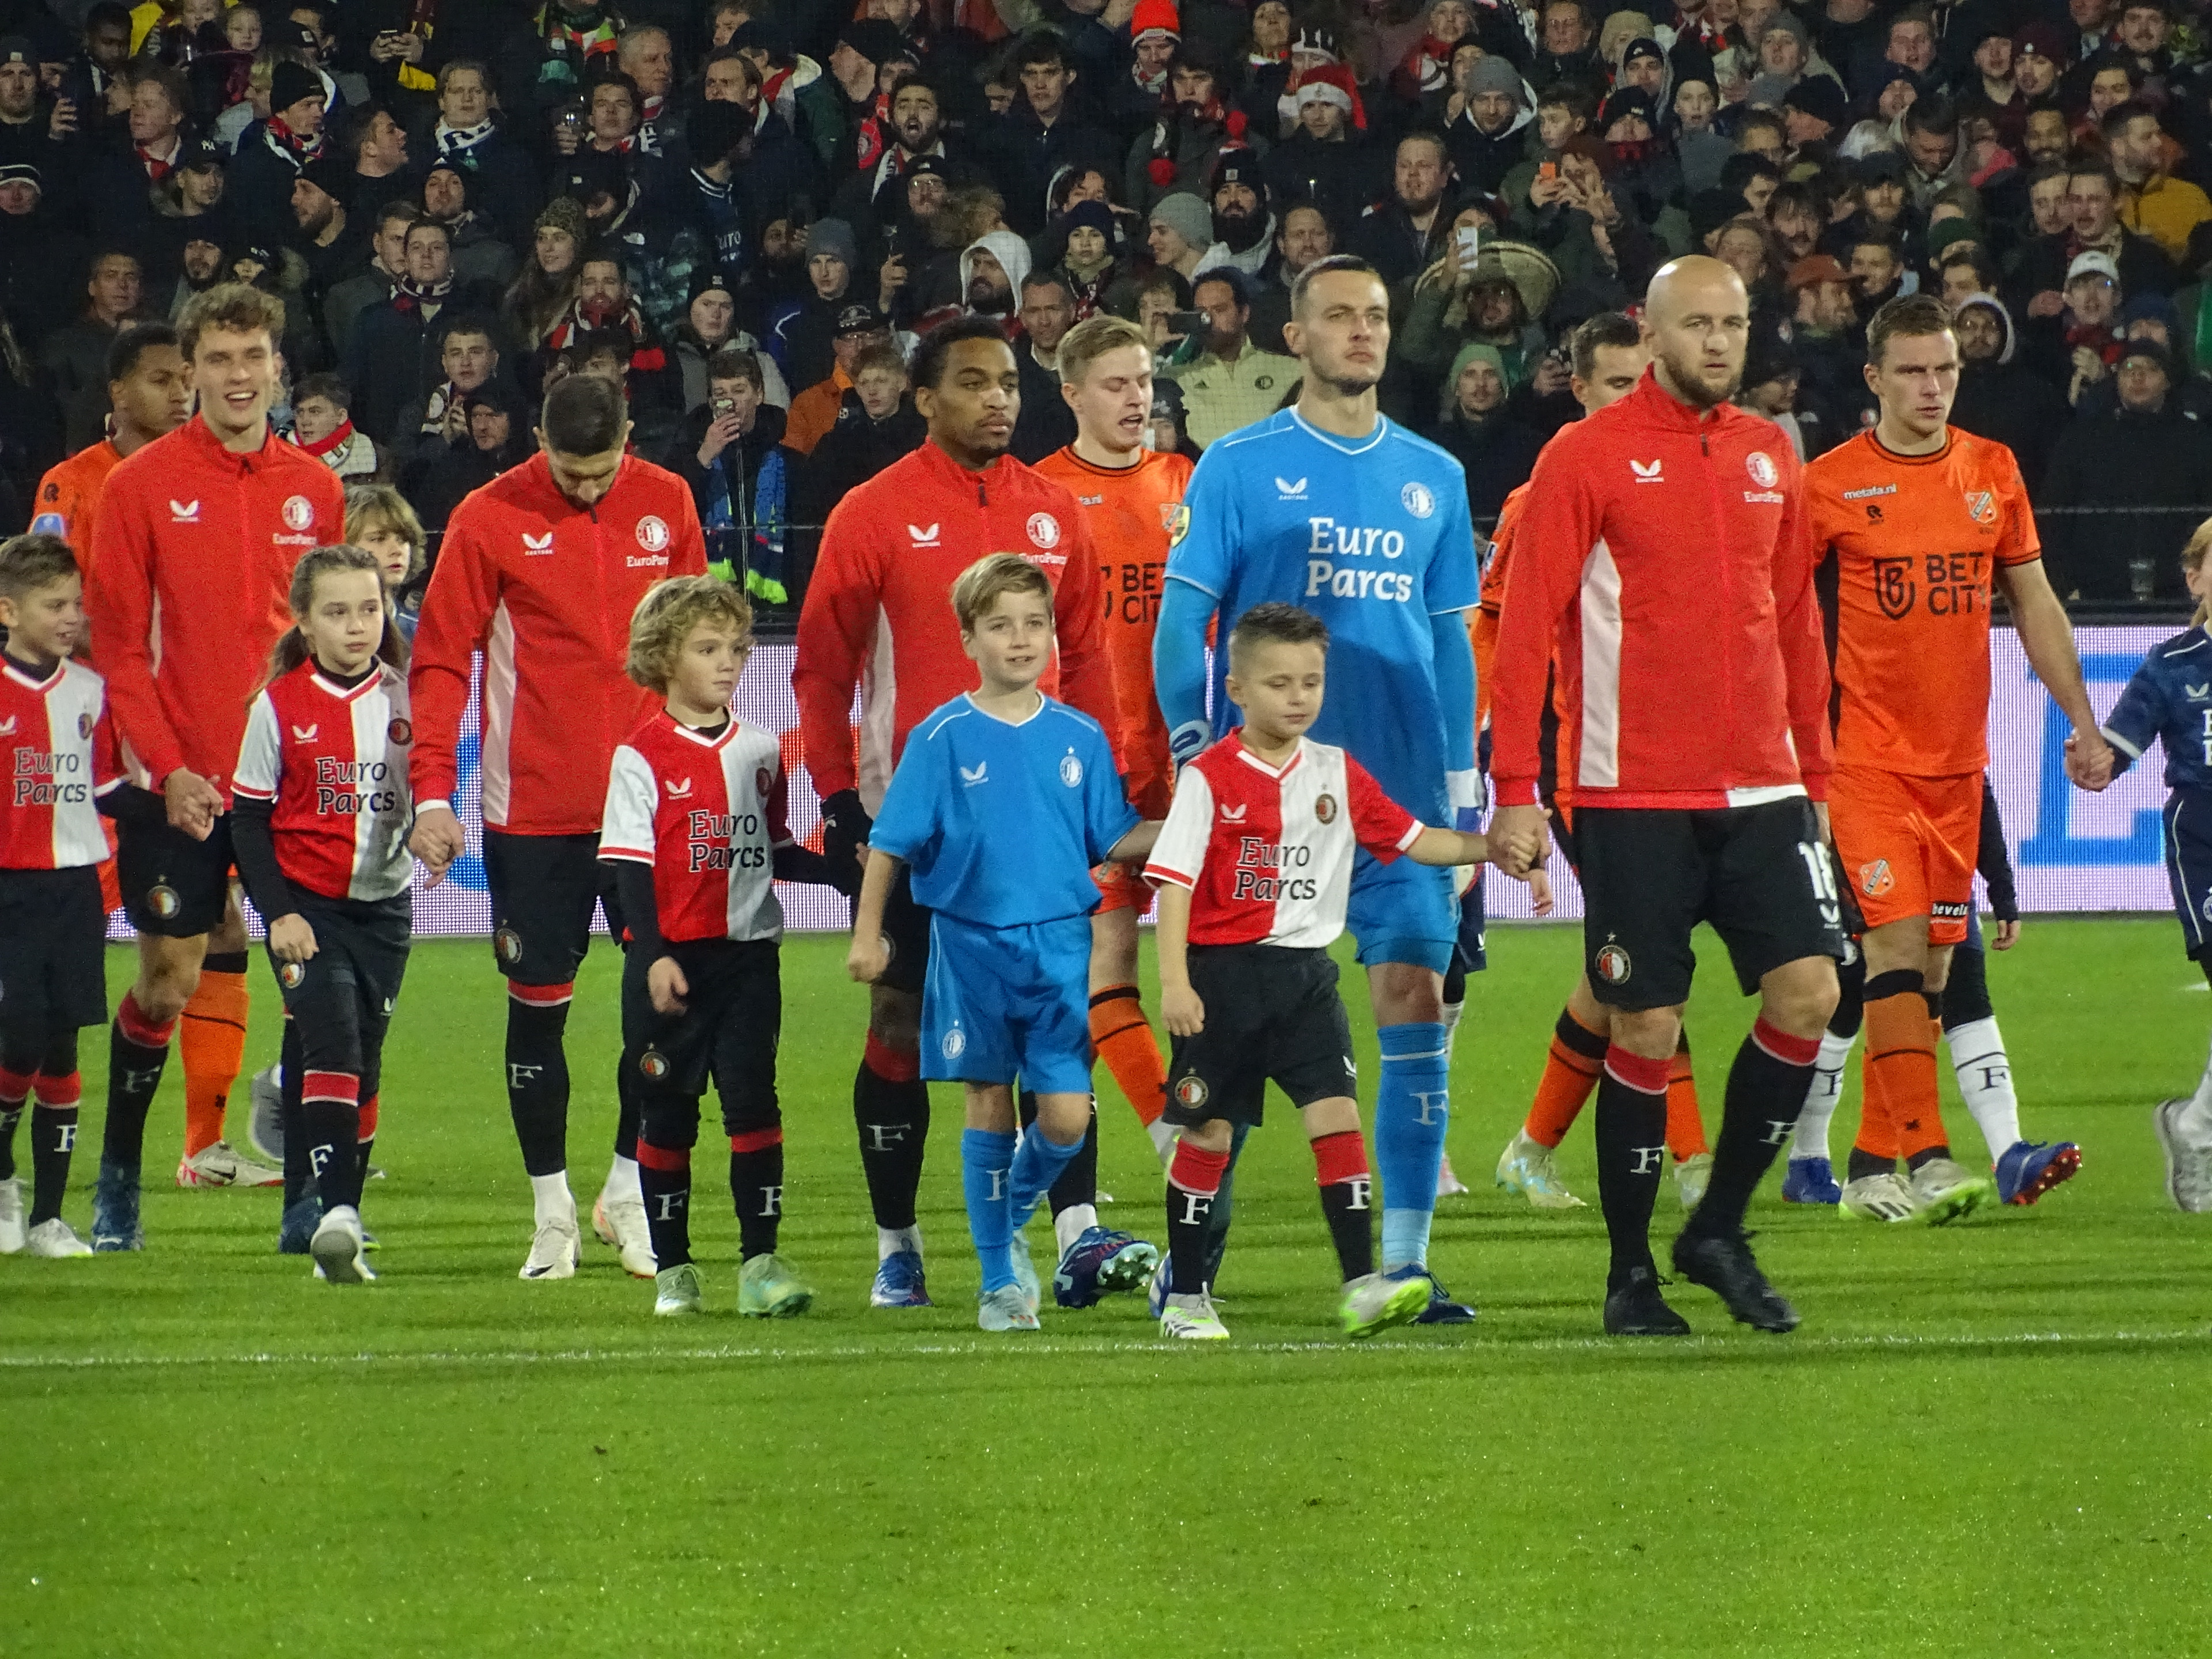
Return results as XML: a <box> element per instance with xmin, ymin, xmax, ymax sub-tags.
<box><xmin>1009</xmin><ymin>1120</ymin><xmax>1085</xmax><ymax>1228</ymax></box>
<box><xmin>961</xmin><ymin>1128</ymin><xmax>1018</xmax><ymax>1292</ymax></box>
<box><xmin>1374</xmin><ymin>1021</ymin><xmax>1450</xmax><ymax>1270</ymax></box>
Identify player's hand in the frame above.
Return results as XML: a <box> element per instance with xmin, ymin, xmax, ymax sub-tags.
<box><xmin>409</xmin><ymin>805</ymin><xmax>466</xmax><ymax>880</ymax></box>
<box><xmin>648</xmin><ymin>955</ymin><xmax>689</xmax><ymax>1014</ymax></box>
<box><xmin>1161</xmin><ymin>982</ymin><xmax>1205</xmax><ymax>1037</ymax></box>
<box><xmin>1487</xmin><ymin>804</ymin><xmax>1548</xmax><ymax>877</ymax></box>
<box><xmin>2065</xmin><ymin>729</ymin><xmax>2115</xmax><ymax>791</ymax></box>
<box><xmin>846</xmin><ymin>933</ymin><xmax>891</xmax><ymax>983</ymax></box>
<box><xmin>268</xmin><ymin>914</ymin><xmax>317</xmax><ymax>964</ymax></box>
<box><xmin>162</xmin><ymin>768</ymin><xmax>222</xmax><ymax>840</ymax></box>
<box><xmin>819</xmin><ymin>789</ymin><xmax>872</xmax><ymax>897</ymax></box>
<box><xmin>1992</xmin><ymin>917</ymin><xmax>2021</xmax><ymax>950</ymax></box>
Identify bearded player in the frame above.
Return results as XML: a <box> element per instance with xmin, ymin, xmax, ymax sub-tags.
<box><xmin>1802</xmin><ymin>293</ymin><xmax>2106</xmax><ymax>1222</ymax></box>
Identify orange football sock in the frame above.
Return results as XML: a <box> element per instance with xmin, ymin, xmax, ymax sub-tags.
<box><xmin>179</xmin><ymin>963</ymin><xmax>249</xmax><ymax>1158</ymax></box>
<box><xmin>1089</xmin><ymin>984</ymin><xmax>1166</xmax><ymax>1125</ymax></box>
<box><xmin>1525</xmin><ymin>1005</ymin><xmax>1607</xmax><ymax>1147</ymax></box>
<box><xmin>1857</xmin><ymin>980</ymin><xmax>1940</xmax><ymax>1162</ymax></box>
<box><xmin>1665</xmin><ymin>1036</ymin><xmax>1708</xmax><ymax>1160</ymax></box>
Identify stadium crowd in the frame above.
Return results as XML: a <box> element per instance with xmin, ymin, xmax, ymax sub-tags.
<box><xmin>7</xmin><ymin>0</ymin><xmax>2212</xmax><ymax>605</ymax></box>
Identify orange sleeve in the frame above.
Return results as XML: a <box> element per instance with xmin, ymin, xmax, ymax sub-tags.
<box><xmin>1991</xmin><ymin>449</ymin><xmax>2041</xmax><ymax>567</ymax></box>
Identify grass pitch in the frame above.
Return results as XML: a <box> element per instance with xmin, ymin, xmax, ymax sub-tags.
<box><xmin>5</xmin><ymin>918</ymin><xmax>2211</xmax><ymax>1657</ymax></box>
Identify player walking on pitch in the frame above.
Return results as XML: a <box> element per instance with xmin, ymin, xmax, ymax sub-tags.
<box><xmin>85</xmin><ymin>286</ymin><xmax>346</xmax><ymax>1249</ymax></box>
<box><xmin>408</xmin><ymin>376</ymin><xmax>709</xmax><ymax>1281</ymax></box>
<box><xmin>1803</xmin><ymin>294</ymin><xmax>2105</xmax><ymax>1222</ymax></box>
<box><xmin>1491</xmin><ymin>256</ymin><xmax>1840</xmax><ymax>1336</ymax></box>
<box><xmin>1154</xmin><ymin>255</ymin><xmax>1488</xmax><ymax>1321</ymax></box>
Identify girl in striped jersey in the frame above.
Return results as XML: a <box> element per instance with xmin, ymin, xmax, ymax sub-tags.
<box><xmin>231</xmin><ymin>547</ymin><xmax>416</xmax><ymax>1285</ymax></box>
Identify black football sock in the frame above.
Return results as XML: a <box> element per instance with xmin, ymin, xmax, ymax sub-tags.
<box><xmin>729</xmin><ymin>1126</ymin><xmax>785</xmax><ymax>1259</ymax></box>
<box><xmin>1904</xmin><ymin>1145</ymin><xmax>1951</xmax><ymax>1172</ymax></box>
<box><xmin>853</xmin><ymin>1037</ymin><xmax>928</xmax><ymax>1231</ymax></box>
<box><xmin>278</xmin><ymin>1022</ymin><xmax>312</xmax><ymax>1210</ymax></box>
<box><xmin>0</xmin><ymin>1099</ymin><xmax>21</xmax><ymax>1182</ymax></box>
<box><xmin>1200</xmin><ymin>1124</ymin><xmax>1249</xmax><ymax>1289</ymax></box>
<box><xmin>613</xmin><ymin>1054</ymin><xmax>641</xmax><ymax>1163</ymax></box>
<box><xmin>1691</xmin><ymin>1019</ymin><xmax>1821</xmax><ymax>1236</ymax></box>
<box><xmin>303</xmin><ymin>1095</ymin><xmax>362</xmax><ymax>1213</ymax></box>
<box><xmin>1594</xmin><ymin>1048</ymin><xmax>1670</xmax><ymax>1288</ymax></box>
<box><xmin>29</xmin><ymin>1103</ymin><xmax>78</xmax><ymax>1226</ymax></box>
<box><xmin>1019</xmin><ymin>1090</ymin><xmax>1100</xmax><ymax>1217</ymax></box>
<box><xmin>1846</xmin><ymin>1146</ymin><xmax>1893</xmax><ymax>1183</ymax></box>
<box><xmin>505</xmin><ymin>993</ymin><xmax>573</xmax><ymax>1177</ymax></box>
<box><xmin>1312</xmin><ymin>1130</ymin><xmax>1375</xmax><ymax>1282</ymax></box>
<box><xmin>1164</xmin><ymin>1139</ymin><xmax>1230</xmax><ymax>1296</ymax></box>
<box><xmin>101</xmin><ymin>994</ymin><xmax>176</xmax><ymax>1171</ymax></box>
<box><xmin>638</xmin><ymin>1142</ymin><xmax>692</xmax><ymax>1268</ymax></box>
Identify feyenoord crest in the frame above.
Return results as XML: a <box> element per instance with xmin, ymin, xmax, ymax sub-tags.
<box><xmin>756</xmin><ymin>766</ymin><xmax>772</xmax><ymax>800</ymax></box>
<box><xmin>1400</xmin><ymin>480</ymin><xmax>1435</xmax><ymax>519</ymax></box>
<box><xmin>1745</xmin><ymin>450</ymin><xmax>1779</xmax><ymax>489</ymax></box>
<box><xmin>494</xmin><ymin>926</ymin><xmax>524</xmax><ymax>965</ymax></box>
<box><xmin>1059</xmin><ymin>752</ymin><xmax>1084</xmax><ymax>787</ymax></box>
<box><xmin>279</xmin><ymin>960</ymin><xmax>305</xmax><ymax>990</ymax></box>
<box><xmin>147</xmin><ymin>883</ymin><xmax>181</xmax><ymax>920</ymax></box>
<box><xmin>388</xmin><ymin>716</ymin><xmax>412</xmax><ymax>745</ymax></box>
<box><xmin>1859</xmin><ymin>858</ymin><xmax>1895</xmax><ymax>897</ymax></box>
<box><xmin>1314</xmin><ymin>792</ymin><xmax>1338</xmax><ymax>824</ymax></box>
<box><xmin>1964</xmin><ymin>490</ymin><xmax>1997</xmax><ymax>527</ymax></box>
<box><xmin>282</xmin><ymin>494</ymin><xmax>315</xmax><ymax>531</ymax></box>
<box><xmin>1595</xmin><ymin>941</ymin><xmax>1631</xmax><ymax>984</ymax></box>
<box><xmin>78</xmin><ymin>711</ymin><xmax>94</xmax><ymax>739</ymax></box>
<box><xmin>1027</xmin><ymin>512</ymin><xmax>1060</xmax><ymax>550</ymax></box>
<box><xmin>639</xmin><ymin>1048</ymin><xmax>671</xmax><ymax>1081</ymax></box>
<box><xmin>1174</xmin><ymin>1075</ymin><xmax>1209</xmax><ymax>1109</ymax></box>
<box><xmin>941</xmin><ymin>1025</ymin><xmax>965</xmax><ymax>1060</ymax></box>
<box><xmin>635</xmin><ymin>515</ymin><xmax>671</xmax><ymax>552</ymax></box>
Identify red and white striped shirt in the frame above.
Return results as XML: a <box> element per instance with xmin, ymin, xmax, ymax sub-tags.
<box><xmin>1144</xmin><ymin>733</ymin><xmax>1421</xmax><ymax>948</ymax></box>
<box><xmin>1</xmin><ymin>656</ymin><xmax>123</xmax><ymax>870</ymax></box>
<box><xmin>233</xmin><ymin>661</ymin><xmax>415</xmax><ymax>902</ymax></box>
<box><xmin>599</xmin><ymin>711</ymin><xmax>793</xmax><ymax>944</ymax></box>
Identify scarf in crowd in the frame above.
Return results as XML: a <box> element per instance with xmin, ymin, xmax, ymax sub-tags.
<box><xmin>435</xmin><ymin>117</ymin><xmax>495</xmax><ymax>155</ymax></box>
<box><xmin>536</xmin><ymin>2</ymin><xmax>619</xmax><ymax>86</ymax></box>
<box><xmin>266</xmin><ymin>112</ymin><xmax>324</xmax><ymax>167</ymax></box>
<box><xmin>138</xmin><ymin>138</ymin><xmax>180</xmax><ymax>180</ymax></box>
<box><xmin>546</xmin><ymin>296</ymin><xmax>666</xmax><ymax>371</ymax></box>
<box><xmin>295</xmin><ymin>415</ymin><xmax>358</xmax><ymax>457</ymax></box>
<box><xmin>1145</xmin><ymin>96</ymin><xmax>1247</xmax><ymax>188</ymax></box>
<box><xmin>2066</xmin><ymin>320</ymin><xmax>2123</xmax><ymax>365</ymax></box>
<box><xmin>396</xmin><ymin>0</ymin><xmax>439</xmax><ymax>93</ymax></box>
<box><xmin>392</xmin><ymin>271</ymin><xmax>454</xmax><ymax>316</ymax></box>
<box><xmin>1405</xmin><ymin>34</ymin><xmax>1459</xmax><ymax>93</ymax></box>
<box><xmin>853</xmin><ymin>89</ymin><xmax>892</xmax><ymax>173</ymax></box>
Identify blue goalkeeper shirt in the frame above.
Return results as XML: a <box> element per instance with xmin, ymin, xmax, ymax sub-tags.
<box><xmin>2104</xmin><ymin>624</ymin><xmax>2212</xmax><ymax>791</ymax></box>
<box><xmin>1156</xmin><ymin>407</ymin><xmax>1480</xmax><ymax>824</ymax></box>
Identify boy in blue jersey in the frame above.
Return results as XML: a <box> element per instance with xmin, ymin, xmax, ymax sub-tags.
<box><xmin>1152</xmin><ymin>254</ymin><xmax>1488</xmax><ymax>1319</ymax></box>
<box><xmin>850</xmin><ymin>554</ymin><xmax>1161</xmax><ymax>1332</ymax></box>
<box><xmin>2104</xmin><ymin>525</ymin><xmax>2212</xmax><ymax>1212</ymax></box>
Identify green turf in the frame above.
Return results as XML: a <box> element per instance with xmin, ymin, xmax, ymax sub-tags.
<box><xmin>7</xmin><ymin>919</ymin><xmax>2212</xmax><ymax>1657</ymax></box>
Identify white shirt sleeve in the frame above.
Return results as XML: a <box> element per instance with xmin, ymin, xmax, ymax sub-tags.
<box><xmin>230</xmin><ymin>693</ymin><xmax>282</xmax><ymax>801</ymax></box>
<box><xmin>599</xmin><ymin>745</ymin><xmax>658</xmax><ymax>865</ymax></box>
<box><xmin>1142</xmin><ymin>767</ymin><xmax>1216</xmax><ymax>891</ymax></box>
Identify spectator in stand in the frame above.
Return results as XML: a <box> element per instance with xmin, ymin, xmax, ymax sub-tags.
<box><xmin>1354</xmin><ymin>131</ymin><xmax>1460</xmax><ymax>290</ymax></box>
<box><xmin>2015</xmin><ymin>161</ymin><xmax>2177</xmax><ymax>317</ymax></box>
<box><xmin>2040</xmin><ymin>337</ymin><xmax>2212</xmax><ymax>602</ymax></box>
<box><xmin>1266</xmin><ymin>64</ymin><xmax>1385</xmax><ymax>232</ymax></box>
<box><xmin>545</xmin><ymin>250</ymin><xmax>683</xmax><ymax>443</ymax></box>
<box><xmin>1442</xmin><ymin>55</ymin><xmax>1531</xmax><ymax>200</ymax></box>
<box><xmin>673</xmin><ymin>268</ymin><xmax>789</xmax><ymax>416</ymax></box>
<box><xmin>1847</xmin><ymin>230</ymin><xmax>1906</xmax><ymax>323</ymax></box>
<box><xmin>391</xmin><ymin>319</ymin><xmax>511</xmax><ymax>487</ymax></box>
<box><xmin>41</xmin><ymin>249</ymin><xmax>146</xmax><ymax>453</ymax></box>
<box><xmin>1145</xmin><ymin>192</ymin><xmax>1213</xmax><ymax>285</ymax></box>
<box><xmin>617</xmin><ymin>25</ymin><xmax>680</xmax><ymax>152</ymax></box>
<box><xmin>336</xmin><ymin>103</ymin><xmax>414</xmax><ymax>225</ymax></box>
<box><xmin>1950</xmin><ymin>289</ymin><xmax>2070</xmax><ymax>490</ymax></box>
<box><xmin>288</xmin><ymin>371</ymin><xmax>381</xmax><ymax>483</ymax></box>
<box><xmin>229</xmin><ymin>58</ymin><xmax>329</xmax><ymax>249</ymax></box>
<box><xmin>785</xmin><ymin>301</ymin><xmax>893</xmax><ymax>457</ymax></box>
<box><xmin>675</xmin><ymin>345</ymin><xmax>793</xmax><ymax>603</ymax></box>
<box><xmin>1161</xmin><ymin>267</ymin><xmax>1298</xmax><ymax>448</ymax></box>
<box><xmin>426</xmin><ymin>60</ymin><xmax>541</xmax><ymax>249</ymax></box>
<box><xmin>413</xmin><ymin>380</ymin><xmax>532</xmax><ymax>535</ymax></box>
<box><xmin>960</xmin><ymin>227</ymin><xmax>1029</xmax><ymax>328</ymax></box>
<box><xmin>1434</xmin><ymin>340</ymin><xmax>1544</xmax><ymax>517</ymax></box>
<box><xmin>796</xmin><ymin>336</ymin><xmax>921</xmax><ymax>518</ymax></box>
<box><xmin>1247</xmin><ymin>200</ymin><xmax>1332</xmax><ymax>354</ymax></box>
<box><xmin>771</xmin><ymin>215</ymin><xmax>857</xmax><ymax>393</ymax></box>
<box><xmin>2107</xmin><ymin>101</ymin><xmax>2211</xmax><ymax>269</ymax></box>
<box><xmin>1012</xmin><ymin>270</ymin><xmax>1078</xmax><ymax>462</ymax></box>
<box><xmin>1531</xmin><ymin>0</ymin><xmax>1600</xmax><ymax>89</ymax></box>
<box><xmin>325</xmin><ymin>199</ymin><xmax>415</xmax><ymax>363</ymax></box>
<box><xmin>421</xmin><ymin>156</ymin><xmax>516</xmax><ymax>292</ymax></box>
<box><xmin>344</xmin><ymin>216</ymin><xmax>468</xmax><ymax>446</ymax></box>
<box><xmin>985</xmin><ymin>31</ymin><xmax>1120</xmax><ymax>237</ymax></box>
<box><xmin>501</xmin><ymin>196</ymin><xmax>585</xmax><ymax>357</ymax></box>
<box><xmin>89</xmin><ymin>64</ymin><xmax>190</xmax><ymax>245</ymax></box>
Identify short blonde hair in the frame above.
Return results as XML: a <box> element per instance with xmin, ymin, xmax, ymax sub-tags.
<box><xmin>1056</xmin><ymin>313</ymin><xmax>1150</xmax><ymax>387</ymax></box>
<box><xmin>951</xmin><ymin>552</ymin><xmax>1052</xmax><ymax>634</ymax></box>
<box><xmin>344</xmin><ymin>484</ymin><xmax>425</xmax><ymax>581</ymax></box>
<box><xmin>2186</xmin><ymin>515</ymin><xmax>2212</xmax><ymax>627</ymax></box>
<box><xmin>627</xmin><ymin>576</ymin><xmax>754</xmax><ymax>691</ymax></box>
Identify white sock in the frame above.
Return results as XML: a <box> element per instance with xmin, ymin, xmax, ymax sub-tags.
<box><xmin>529</xmin><ymin>1171</ymin><xmax>573</xmax><ymax>1226</ymax></box>
<box><xmin>2179</xmin><ymin>1043</ymin><xmax>2212</xmax><ymax>1139</ymax></box>
<box><xmin>1441</xmin><ymin>998</ymin><xmax>1464</xmax><ymax>1061</ymax></box>
<box><xmin>1145</xmin><ymin>1117</ymin><xmax>1177</xmax><ymax>1164</ymax></box>
<box><xmin>1793</xmin><ymin>1029</ymin><xmax>1855</xmax><ymax>1160</ymax></box>
<box><xmin>877</xmin><ymin>1224</ymin><xmax>922</xmax><ymax>1262</ymax></box>
<box><xmin>604</xmin><ymin>1153</ymin><xmax>642</xmax><ymax>1202</ymax></box>
<box><xmin>1944</xmin><ymin>1016</ymin><xmax>2021</xmax><ymax>1162</ymax></box>
<box><xmin>1054</xmin><ymin>1202</ymin><xmax>1097</xmax><ymax>1255</ymax></box>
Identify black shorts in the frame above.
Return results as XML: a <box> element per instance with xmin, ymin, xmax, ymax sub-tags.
<box><xmin>268</xmin><ymin>891</ymin><xmax>411</xmax><ymax>1094</ymax></box>
<box><xmin>1577</xmin><ymin>798</ymin><xmax>1846</xmax><ymax>1012</ymax></box>
<box><xmin>1164</xmin><ymin>944</ymin><xmax>1358</xmax><ymax>1128</ymax></box>
<box><xmin>877</xmin><ymin>862</ymin><xmax>930</xmax><ymax>997</ymax></box>
<box><xmin>0</xmin><ymin>866</ymin><xmax>108</xmax><ymax>1036</ymax></box>
<box><xmin>483</xmin><ymin>828</ymin><xmax>627</xmax><ymax>986</ymax></box>
<box><xmin>622</xmin><ymin>936</ymin><xmax>781</xmax><ymax>1137</ymax></box>
<box><xmin>114</xmin><ymin>789</ymin><xmax>236</xmax><ymax>937</ymax></box>
<box><xmin>1547</xmin><ymin>801</ymin><xmax>1578</xmax><ymax>872</ymax></box>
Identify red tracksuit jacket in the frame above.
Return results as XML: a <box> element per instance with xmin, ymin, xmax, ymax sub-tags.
<box><xmin>793</xmin><ymin>440</ymin><xmax>1116</xmax><ymax>809</ymax></box>
<box><xmin>409</xmin><ymin>453</ymin><xmax>707</xmax><ymax>836</ymax></box>
<box><xmin>1490</xmin><ymin>371</ymin><xmax>1832</xmax><ymax>812</ymax></box>
<box><xmin>86</xmin><ymin>415</ymin><xmax>346</xmax><ymax>802</ymax></box>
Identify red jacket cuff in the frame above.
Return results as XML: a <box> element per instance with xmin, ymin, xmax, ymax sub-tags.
<box><xmin>1492</xmin><ymin>776</ymin><xmax>1540</xmax><ymax>808</ymax></box>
